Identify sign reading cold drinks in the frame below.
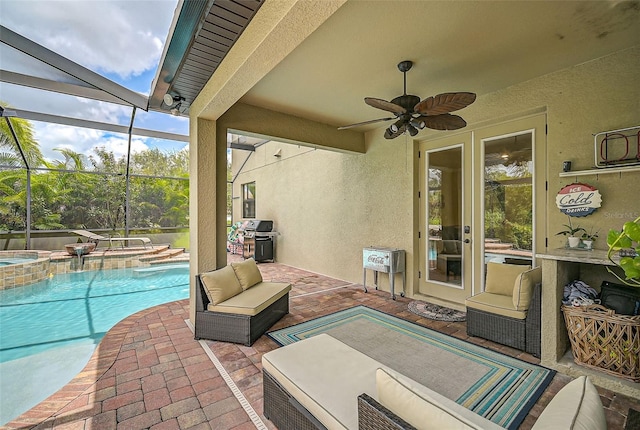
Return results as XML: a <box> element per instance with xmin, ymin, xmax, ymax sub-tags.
<box><xmin>556</xmin><ymin>183</ymin><xmax>602</xmax><ymax>217</ymax></box>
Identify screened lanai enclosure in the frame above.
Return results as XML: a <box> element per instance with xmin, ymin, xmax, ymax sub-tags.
<box><xmin>0</xmin><ymin>1</ymin><xmax>260</xmax><ymax>250</ymax></box>
<box><xmin>0</xmin><ymin>10</ymin><xmax>192</xmax><ymax>250</ymax></box>
<box><xmin>1</xmin><ymin>0</ymin><xmax>267</xmax><ymax>251</ymax></box>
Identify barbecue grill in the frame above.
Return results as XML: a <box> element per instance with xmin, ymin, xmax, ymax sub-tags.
<box><xmin>243</xmin><ymin>220</ymin><xmax>276</xmax><ymax>262</ymax></box>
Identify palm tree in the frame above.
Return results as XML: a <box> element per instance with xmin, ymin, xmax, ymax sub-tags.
<box><xmin>0</xmin><ymin>105</ymin><xmax>44</xmax><ymax>168</ymax></box>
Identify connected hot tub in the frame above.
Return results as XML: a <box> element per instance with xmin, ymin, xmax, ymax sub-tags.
<box><xmin>0</xmin><ymin>251</ymin><xmax>51</xmax><ymax>290</ymax></box>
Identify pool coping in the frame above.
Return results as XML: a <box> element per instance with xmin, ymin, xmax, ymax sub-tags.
<box><xmin>0</xmin><ymin>245</ymin><xmax>183</xmax><ymax>290</ymax></box>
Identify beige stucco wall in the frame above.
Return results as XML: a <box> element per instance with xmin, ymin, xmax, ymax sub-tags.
<box><xmin>232</xmin><ymin>131</ymin><xmax>413</xmax><ymax>287</ymax></box>
<box><xmin>230</xmin><ymin>46</ymin><xmax>639</xmax><ymax>302</ymax></box>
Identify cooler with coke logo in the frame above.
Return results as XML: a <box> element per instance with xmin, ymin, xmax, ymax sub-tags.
<box><xmin>362</xmin><ymin>247</ymin><xmax>405</xmax><ymax>300</ymax></box>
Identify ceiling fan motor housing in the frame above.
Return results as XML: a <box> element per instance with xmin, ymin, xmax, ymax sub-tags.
<box><xmin>390</xmin><ymin>94</ymin><xmax>421</xmax><ymax>113</ymax></box>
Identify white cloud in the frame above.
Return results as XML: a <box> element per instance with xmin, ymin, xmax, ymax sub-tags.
<box><xmin>34</xmin><ymin>122</ymin><xmax>149</xmax><ymax>164</ymax></box>
<box><xmin>0</xmin><ymin>0</ymin><xmax>177</xmax><ymax>80</ymax></box>
<box><xmin>0</xmin><ymin>0</ymin><xmax>188</xmax><ymax>163</ymax></box>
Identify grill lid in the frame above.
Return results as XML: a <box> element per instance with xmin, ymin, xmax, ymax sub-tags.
<box><xmin>245</xmin><ymin>220</ymin><xmax>273</xmax><ymax>232</ymax></box>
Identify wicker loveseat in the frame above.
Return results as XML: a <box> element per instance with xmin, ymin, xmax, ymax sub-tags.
<box><xmin>195</xmin><ymin>258</ymin><xmax>291</xmax><ymax>346</ymax></box>
<box><xmin>465</xmin><ymin>262</ymin><xmax>542</xmax><ymax>356</ymax></box>
<box><xmin>262</xmin><ymin>333</ymin><xmax>605</xmax><ymax>430</ymax></box>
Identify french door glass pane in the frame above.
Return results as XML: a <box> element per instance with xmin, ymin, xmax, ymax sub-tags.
<box><xmin>483</xmin><ymin>133</ymin><xmax>533</xmax><ymax>266</ymax></box>
<box><xmin>427</xmin><ymin>147</ymin><xmax>462</xmax><ymax>286</ymax></box>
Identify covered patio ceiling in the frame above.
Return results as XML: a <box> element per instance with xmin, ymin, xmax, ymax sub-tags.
<box><xmin>159</xmin><ymin>0</ymin><xmax>639</xmax><ymax>141</ymax></box>
<box><xmin>3</xmin><ymin>1</ymin><xmax>638</xmax><ymax>151</ymax></box>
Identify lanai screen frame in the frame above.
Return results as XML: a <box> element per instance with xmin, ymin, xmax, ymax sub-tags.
<box><xmin>0</xmin><ymin>25</ymin><xmax>190</xmax><ymax>249</ymax></box>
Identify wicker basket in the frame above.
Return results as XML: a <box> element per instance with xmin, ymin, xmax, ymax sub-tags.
<box><xmin>562</xmin><ymin>304</ymin><xmax>640</xmax><ymax>382</ymax></box>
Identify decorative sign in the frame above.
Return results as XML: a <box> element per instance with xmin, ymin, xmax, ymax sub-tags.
<box><xmin>556</xmin><ymin>183</ymin><xmax>602</xmax><ymax>217</ymax></box>
<box><xmin>363</xmin><ymin>248</ymin><xmax>391</xmax><ymax>272</ymax></box>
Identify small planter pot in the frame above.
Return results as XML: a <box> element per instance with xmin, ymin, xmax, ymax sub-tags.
<box><xmin>567</xmin><ymin>237</ymin><xmax>581</xmax><ymax>248</ymax></box>
<box><xmin>582</xmin><ymin>240</ymin><xmax>593</xmax><ymax>250</ymax></box>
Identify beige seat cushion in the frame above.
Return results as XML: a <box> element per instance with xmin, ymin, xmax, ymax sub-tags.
<box><xmin>231</xmin><ymin>258</ymin><xmax>263</xmax><ymax>290</ymax></box>
<box><xmin>262</xmin><ymin>333</ymin><xmax>382</xmax><ymax>430</ymax></box>
<box><xmin>465</xmin><ymin>292</ymin><xmax>527</xmax><ymax>319</ymax></box>
<box><xmin>376</xmin><ymin>368</ymin><xmax>503</xmax><ymax>430</ymax></box>
<box><xmin>531</xmin><ymin>376</ymin><xmax>605</xmax><ymax>430</ymax></box>
<box><xmin>200</xmin><ymin>265</ymin><xmax>243</xmax><ymax>305</ymax></box>
<box><xmin>208</xmin><ymin>282</ymin><xmax>290</xmax><ymax>315</ymax></box>
<box><xmin>513</xmin><ymin>266</ymin><xmax>541</xmax><ymax>310</ymax></box>
<box><xmin>485</xmin><ymin>262</ymin><xmax>531</xmax><ymax>296</ymax></box>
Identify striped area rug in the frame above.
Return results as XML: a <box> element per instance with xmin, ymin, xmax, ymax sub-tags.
<box><xmin>267</xmin><ymin>305</ymin><xmax>554</xmax><ymax>430</ymax></box>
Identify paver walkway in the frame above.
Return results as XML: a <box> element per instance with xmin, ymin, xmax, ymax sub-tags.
<box><xmin>3</xmin><ymin>256</ymin><xmax>639</xmax><ymax>429</ymax></box>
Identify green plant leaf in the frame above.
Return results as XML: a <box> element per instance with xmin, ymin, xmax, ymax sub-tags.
<box><xmin>623</xmin><ymin>221</ymin><xmax>640</xmax><ymax>242</ymax></box>
<box><xmin>624</xmin><ymin>267</ymin><xmax>640</xmax><ymax>280</ymax></box>
<box><xmin>620</xmin><ymin>257</ymin><xmax>635</xmax><ymax>270</ymax></box>
<box><xmin>607</xmin><ymin>229</ymin><xmax>631</xmax><ymax>249</ymax></box>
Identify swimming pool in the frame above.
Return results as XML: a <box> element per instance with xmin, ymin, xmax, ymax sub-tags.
<box><xmin>0</xmin><ymin>264</ymin><xmax>189</xmax><ymax>425</ymax></box>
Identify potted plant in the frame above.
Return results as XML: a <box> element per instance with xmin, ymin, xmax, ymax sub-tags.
<box><xmin>556</xmin><ymin>217</ymin><xmax>585</xmax><ymax>248</ymax></box>
<box><xmin>607</xmin><ymin>215</ymin><xmax>640</xmax><ymax>287</ymax></box>
<box><xmin>581</xmin><ymin>227</ymin><xmax>599</xmax><ymax>250</ymax></box>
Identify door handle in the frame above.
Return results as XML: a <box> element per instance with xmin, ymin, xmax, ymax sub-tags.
<box><xmin>464</xmin><ymin>239</ymin><xmax>470</xmax><ymax>244</ymax></box>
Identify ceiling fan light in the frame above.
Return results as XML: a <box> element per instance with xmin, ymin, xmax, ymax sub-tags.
<box><xmin>171</xmin><ymin>102</ymin><xmax>182</xmax><ymax>116</ymax></box>
<box><xmin>408</xmin><ymin>124</ymin><xmax>418</xmax><ymax>136</ymax></box>
<box><xmin>411</xmin><ymin>119</ymin><xmax>426</xmax><ymax>130</ymax></box>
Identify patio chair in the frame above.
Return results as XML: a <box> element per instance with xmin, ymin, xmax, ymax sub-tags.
<box><xmin>71</xmin><ymin>230</ymin><xmax>152</xmax><ymax>249</ymax></box>
<box><xmin>465</xmin><ymin>262</ymin><xmax>542</xmax><ymax>356</ymax></box>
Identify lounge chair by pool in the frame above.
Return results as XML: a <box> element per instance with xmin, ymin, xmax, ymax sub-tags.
<box><xmin>71</xmin><ymin>230</ymin><xmax>152</xmax><ymax>249</ymax></box>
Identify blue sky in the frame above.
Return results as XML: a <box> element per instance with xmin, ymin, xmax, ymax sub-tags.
<box><xmin>0</xmin><ymin>0</ymin><xmax>189</xmax><ymax>163</ymax></box>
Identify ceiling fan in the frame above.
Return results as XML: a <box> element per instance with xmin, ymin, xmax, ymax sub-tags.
<box><xmin>338</xmin><ymin>60</ymin><xmax>476</xmax><ymax>139</ymax></box>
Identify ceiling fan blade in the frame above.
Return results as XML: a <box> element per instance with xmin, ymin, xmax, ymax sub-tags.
<box><xmin>365</xmin><ymin>97</ymin><xmax>406</xmax><ymax>114</ymax></box>
<box><xmin>419</xmin><ymin>114</ymin><xmax>467</xmax><ymax>131</ymax></box>
<box><xmin>338</xmin><ymin>117</ymin><xmax>394</xmax><ymax>130</ymax></box>
<box><xmin>384</xmin><ymin>123</ymin><xmax>407</xmax><ymax>139</ymax></box>
<box><xmin>414</xmin><ymin>92</ymin><xmax>476</xmax><ymax>115</ymax></box>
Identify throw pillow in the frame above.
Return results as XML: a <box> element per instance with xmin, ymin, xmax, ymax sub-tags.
<box><xmin>531</xmin><ymin>376</ymin><xmax>606</xmax><ymax>430</ymax></box>
<box><xmin>376</xmin><ymin>368</ymin><xmax>487</xmax><ymax>430</ymax></box>
<box><xmin>512</xmin><ymin>267</ymin><xmax>542</xmax><ymax>310</ymax></box>
<box><xmin>231</xmin><ymin>258</ymin><xmax>263</xmax><ymax>290</ymax></box>
<box><xmin>485</xmin><ymin>262</ymin><xmax>531</xmax><ymax>296</ymax></box>
<box><xmin>199</xmin><ymin>265</ymin><xmax>243</xmax><ymax>305</ymax></box>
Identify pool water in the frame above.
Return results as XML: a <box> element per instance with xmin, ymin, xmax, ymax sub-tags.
<box><xmin>0</xmin><ymin>258</ymin><xmax>36</xmax><ymax>267</ymax></box>
<box><xmin>0</xmin><ymin>265</ymin><xmax>189</xmax><ymax>425</ymax></box>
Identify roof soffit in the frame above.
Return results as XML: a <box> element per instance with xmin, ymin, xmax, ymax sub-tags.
<box><xmin>149</xmin><ymin>0</ymin><xmax>266</xmax><ymax>115</ymax></box>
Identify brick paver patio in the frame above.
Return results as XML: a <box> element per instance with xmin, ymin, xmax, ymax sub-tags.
<box><xmin>3</xmin><ymin>255</ymin><xmax>639</xmax><ymax>429</ymax></box>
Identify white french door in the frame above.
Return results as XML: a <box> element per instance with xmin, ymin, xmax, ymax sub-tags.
<box><xmin>418</xmin><ymin>114</ymin><xmax>546</xmax><ymax>304</ymax></box>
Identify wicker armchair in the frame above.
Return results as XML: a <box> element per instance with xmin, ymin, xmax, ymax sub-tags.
<box><xmin>466</xmin><ymin>281</ymin><xmax>541</xmax><ymax>357</ymax></box>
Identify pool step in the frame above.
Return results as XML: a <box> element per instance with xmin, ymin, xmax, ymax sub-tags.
<box><xmin>139</xmin><ymin>247</ymin><xmax>184</xmax><ymax>261</ymax></box>
<box><xmin>133</xmin><ymin>263</ymin><xmax>189</xmax><ymax>275</ymax></box>
<box><xmin>151</xmin><ymin>254</ymin><xmax>189</xmax><ymax>265</ymax></box>
<box><xmin>141</xmin><ymin>248</ymin><xmax>189</xmax><ymax>265</ymax></box>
